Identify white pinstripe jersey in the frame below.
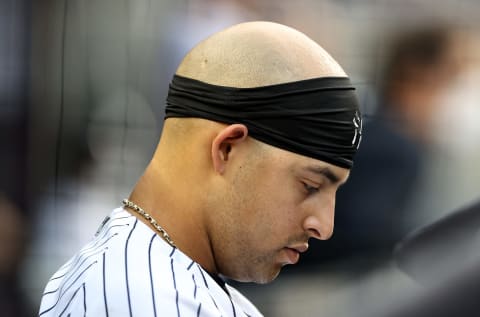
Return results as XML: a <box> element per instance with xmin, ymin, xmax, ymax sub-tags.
<box><xmin>39</xmin><ymin>208</ymin><xmax>263</xmax><ymax>317</ymax></box>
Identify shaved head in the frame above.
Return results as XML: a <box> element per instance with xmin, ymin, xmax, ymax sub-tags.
<box><xmin>163</xmin><ymin>21</ymin><xmax>359</xmax><ymax>168</ymax></box>
<box><xmin>176</xmin><ymin>21</ymin><xmax>346</xmax><ymax>88</ymax></box>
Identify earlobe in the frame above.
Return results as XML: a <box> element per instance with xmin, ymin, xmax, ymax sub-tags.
<box><xmin>211</xmin><ymin>124</ymin><xmax>248</xmax><ymax>174</ymax></box>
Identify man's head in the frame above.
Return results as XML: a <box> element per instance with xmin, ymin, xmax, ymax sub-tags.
<box><xmin>381</xmin><ymin>25</ymin><xmax>465</xmax><ymax>141</ymax></box>
<box><xmin>147</xmin><ymin>22</ymin><xmax>359</xmax><ymax>283</ymax></box>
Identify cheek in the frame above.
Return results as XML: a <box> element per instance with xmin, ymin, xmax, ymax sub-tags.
<box><xmin>251</xmin><ymin>191</ymin><xmax>302</xmax><ymax>242</ymax></box>
<box><xmin>226</xmin><ymin>190</ymin><xmax>277</xmax><ymax>246</ymax></box>
<box><xmin>229</xmin><ymin>164</ymin><xmax>302</xmax><ymax>241</ymax></box>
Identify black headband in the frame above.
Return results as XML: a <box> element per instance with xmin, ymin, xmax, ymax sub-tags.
<box><xmin>165</xmin><ymin>74</ymin><xmax>362</xmax><ymax>168</ymax></box>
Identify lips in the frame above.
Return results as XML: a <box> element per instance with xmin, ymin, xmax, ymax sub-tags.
<box><xmin>284</xmin><ymin>248</ymin><xmax>300</xmax><ymax>264</ymax></box>
<box><xmin>289</xmin><ymin>243</ymin><xmax>309</xmax><ymax>253</ymax></box>
<box><xmin>283</xmin><ymin>243</ymin><xmax>309</xmax><ymax>265</ymax></box>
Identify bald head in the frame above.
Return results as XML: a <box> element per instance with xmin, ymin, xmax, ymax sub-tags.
<box><xmin>162</xmin><ymin>21</ymin><xmax>360</xmax><ymax>169</ymax></box>
<box><xmin>176</xmin><ymin>21</ymin><xmax>346</xmax><ymax>88</ymax></box>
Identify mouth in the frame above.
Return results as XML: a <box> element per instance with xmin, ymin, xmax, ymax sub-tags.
<box><xmin>283</xmin><ymin>243</ymin><xmax>309</xmax><ymax>265</ymax></box>
<box><xmin>283</xmin><ymin>247</ymin><xmax>300</xmax><ymax>264</ymax></box>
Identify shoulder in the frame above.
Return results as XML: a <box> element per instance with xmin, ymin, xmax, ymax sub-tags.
<box><xmin>226</xmin><ymin>284</ymin><xmax>264</xmax><ymax>317</ymax></box>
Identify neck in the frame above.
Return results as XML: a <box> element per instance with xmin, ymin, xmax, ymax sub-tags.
<box><xmin>128</xmin><ymin>158</ymin><xmax>218</xmax><ymax>274</ymax></box>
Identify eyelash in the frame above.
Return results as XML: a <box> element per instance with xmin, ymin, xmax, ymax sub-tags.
<box><xmin>302</xmin><ymin>182</ymin><xmax>319</xmax><ymax>195</ymax></box>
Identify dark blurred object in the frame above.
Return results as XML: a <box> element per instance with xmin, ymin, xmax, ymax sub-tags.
<box><xmin>362</xmin><ymin>260</ymin><xmax>480</xmax><ymax>317</ymax></box>
<box><xmin>0</xmin><ymin>0</ymin><xmax>30</xmax><ymax>212</ymax></box>
<box><xmin>367</xmin><ymin>200</ymin><xmax>480</xmax><ymax>317</ymax></box>
<box><xmin>1</xmin><ymin>0</ymin><xmax>36</xmax><ymax>315</ymax></box>
<box><xmin>395</xmin><ymin>199</ymin><xmax>480</xmax><ymax>285</ymax></box>
<box><xmin>0</xmin><ymin>194</ymin><xmax>31</xmax><ymax>317</ymax></box>
<box><xmin>383</xmin><ymin>262</ymin><xmax>480</xmax><ymax>317</ymax></box>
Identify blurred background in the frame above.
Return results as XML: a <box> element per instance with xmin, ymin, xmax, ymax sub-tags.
<box><xmin>1</xmin><ymin>0</ymin><xmax>480</xmax><ymax>316</ymax></box>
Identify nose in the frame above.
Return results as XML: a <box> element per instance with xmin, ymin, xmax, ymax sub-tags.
<box><xmin>303</xmin><ymin>194</ymin><xmax>335</xmax><ymax>240</ymax></box>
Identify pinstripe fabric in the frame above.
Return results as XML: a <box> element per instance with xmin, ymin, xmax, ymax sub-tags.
<box><xmin>39</xmin><ymin>208</ymin><xmax>262</xmax><ymax>317</ymax></box>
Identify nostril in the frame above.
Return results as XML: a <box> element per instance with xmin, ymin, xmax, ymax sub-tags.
<box><xmin>307</xmin><ymin>228</ymin><xmax>322</xmax><ymax>240</ymax></box>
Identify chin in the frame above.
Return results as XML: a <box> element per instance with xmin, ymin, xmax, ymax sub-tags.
<box><xmin>256</xmin><ymin>270</ymin><xmax>281</xmax><ymax>284</ymax></box>
<box><xmin>221</xmin><ymin>258</ymin><xmax>283</xmax><ymax>284</ymax></box>
<box><xmin>235</xmin><ymin>266</ymin><xmax>282</xmax><ymax>284</ymax></box>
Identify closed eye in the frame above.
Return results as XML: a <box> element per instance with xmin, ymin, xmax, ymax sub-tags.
<box><xmin>302</xmin><ymin>182</ymin><xmax>319</xmax><ymax>195</ymax></box>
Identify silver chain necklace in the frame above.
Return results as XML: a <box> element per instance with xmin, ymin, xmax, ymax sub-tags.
<box><xmin>122</xmin><ymin>199</ymin><xmax>177</xmax><ymax>248</ymax></box>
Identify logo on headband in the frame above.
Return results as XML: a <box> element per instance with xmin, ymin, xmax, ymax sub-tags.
<box><xmin>352</xmin><ymin>111</ymin><xmax>362</xmax><ymax>150</ymax></box>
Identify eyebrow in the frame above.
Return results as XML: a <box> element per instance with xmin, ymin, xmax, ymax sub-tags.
<box><xmin>303</xmin><ymin>166</ymin><xmax>345</xmax><ymax>185</ymax></box>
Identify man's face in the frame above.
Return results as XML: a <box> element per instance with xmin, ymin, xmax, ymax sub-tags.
<box><xmin>207</xmin><ymin>140</ymin><xmax>350</xmax><ymax>283</ymax></box>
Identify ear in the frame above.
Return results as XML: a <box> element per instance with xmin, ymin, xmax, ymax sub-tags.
<box><xmin>211</xmin><ymin>124</ymin><xmax>248</xmax><ymax>174</ymax></box>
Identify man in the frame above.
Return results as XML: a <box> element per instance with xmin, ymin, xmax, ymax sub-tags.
<box><xmin>39</xmin><ymin>21</ymin><xmax>361</xmax><ymax>316</ymax></box>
